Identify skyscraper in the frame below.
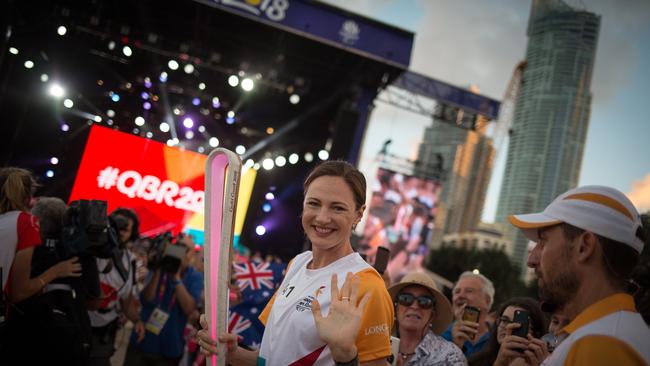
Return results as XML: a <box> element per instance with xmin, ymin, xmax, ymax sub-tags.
<box><xmin>418</xmin><ymin>102</ymin><xmax>495</xmax><ymax>244</ymax></box>
<box><xmin>496</xmin><ymin>0</ymin><xmax>600</xmax><ymax>273</ymax></box>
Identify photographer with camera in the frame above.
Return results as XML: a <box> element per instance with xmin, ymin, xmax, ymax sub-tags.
<box><xmin>124</xmin><ymin>233</ymin><xmax>203</xmax><ymax>366</ymax></box>
<box><xmin>88</xmin><ymin>208</ymin><xmax>144</xmax><ymax>366</ymax></box>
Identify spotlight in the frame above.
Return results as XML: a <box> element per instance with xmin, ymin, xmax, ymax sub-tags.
<box><xmin>107</xmin><ymin>109</ymin><xmax>116</xmax><ymax>118</ymax></box>
<box><xmin>183</xmin><ymin>117</ymin><xmax>194</xmax><ymax>128</ymax></box>
<box><xmin>235</xmin><ymin>145</ymin><xmax>246</xmax><ymax>155</ymax></box>
<box><xmin>255</xmin><ymin>225</ymin><xmax>266</xmax><ymax>236</ymax></box>
<box><xmin>61</xmin><ymin>123</ymin><xmax>70</xmax><ymax>132</ymax></box>
<box><xmin>184</xmin><ymin>64</ymin><xmax>195</xmax><ymax>74</ymax></box>
<box><xmin>144</xmin><ymin>77</ymin><xmax>152</xmax><ymax>88</ymax></box>
<box><xmin>146</xmin><ymin>131</ymin><xmax>153</xmax><ymax>138</ymax></box>
<box><xmin>50</xmin><ymin>157</ymin><xmax>59</xmax><ymax>165</ymax></box>
<box><xmin>172</xmin><ymin>137</ymin><xmax>180</xmax><ymax>145</ymax></box>
<box><xmin>227</xmin><ymin>111</ymin><xmax>235</xmax><ymax>118</ymax></box>
<box><xmin>198</xmin><ymin>82</ymin><xmax>206</xmax><ymax>90</ymax></box>
<box><xmin>40</xmin><ymin>74</ymin><xmax>49</xmax><ymax>82</ymax></box>
<box><xmin>289</xmin><ymin>94</ymin><xmax>300</xmax><ymax>104</ymax></box>
<box><xmin>266</xmin><ymin>127</ymin><xmax>274</xmax><ymax>135</ymax></box>
<box><xmin>107</xmin><ymin>119</ymin><xmax>114</xmax><ymax>126</ymax></box>
<box><xmin>24</xmin><ymin>60</ymin><xmax>34</xmax><ymax>69</ymax></box>
<box><xmin>226</xmin><ymin>117</ymin><xmax>235</xmax><ymax>125</ymax></box>
<box><xmin>111</xmin><ymin>93</ymin><xmax>120</xmax><ymax>102</ymax></box>
<box><xmin>108</xmin><ymin>41</ymin><xmax>116</xmax><ymax>50</ymax></box>
<box><xmin>197</xmin><ymin>125</ymin><xmax>205</xmax><ymax>133</ymax></box>
<box><xmin>262</xmin><ymin>203</ymin><xmax>272</xmax><ymax>213</ymax></box>
<box><xmin>288</xmin><ymin>153</ymin><xmax>299</xmax><ymax>164</ymax></box>
<box><xmin>48</xmin><ymin>83</ymin><xmax>65</xmax><ymax>97</ymax></box>
<box><xmin>192</xmin><ymin>97</ymin><xmax>200</xmax><ymax>106</ymax></box>
<box><xmin>198</xmin><ymin>146</ymin><xmax>205</xmax><ymax>153</ymax></box>
<box><xmin>275</xmin><ymin>156</ymin><xmax>286</xmax><ymax>167</ymax></box>
<box><xmin>57</xmin><ymin>26</ymin><xmax>67</xmax><ymax>36</ymax></box>
<box><xmin>253</xmin><ymin>163</ymin><xmax>260</xmax><ymax>170</ymax></box>
<box><xmin>318</xmin><ymin>150</ymin><xmax>329</xmax><ymax>160</ymax></box>
<box><xmin>159</xmin><ymin>122</ymin><xmax>170</xmax><ymax>132</ymax></box>
<box><xmin>304</xmin><ymin>152</ymin><xmax>314</xmax><ymax>162</ymax></box>
<box><xmin>167</xmin><ymin>139</ymin><xmax>174</xmax><ymax>146</ymax></box>
<box><xmin>159</xmin><ymin>71</ymin><xmax>168</xmax><ymax>82</ymax></box>
<box><xmin>173</xmin><ymin>108</ymin><xmax>182</xmax><ymax>115</ymax></box>
<box><xmin>262</xmin><ymin>158</ymin><xmax>274</xmax><ymax>170</ymax></box>
<box><xmin>265</xmin><ymin>192</ymin><xmax>275</xmax><ymax>200</ymax></box>
<box><xmin>212</xmin><ymin>97</ymin><xmax>220</xmax><ymax>108</ymax></box>
<box><xmin>63</xmin><ymin>99</ymin><xmax>74</xmax><ymax>108</ymax></box>
<box><xmin>143</xmin><ymin>101</ymin><xmax>152</xmax><ymax>110</ymax></box>
<box><xmin>93</xmin><ymin>115</ymin><xmax>102</xmax><ymax>123</ymax></box>
<box><xmin>122</xmin><ymin>45</ymin><xmax>132</xmax><ymax>57</ymax></box>
<box><xmin>244</xmin><ymin>159</ymin><xmax>254</xmax><ymax>169</ymax></box>
<box><xmin>9</xmin><ymin>47</ymin><xmax>19</xmax><ymax>55</ymax></box>
<box><xmin>135</xmin><ymin>116</ymin><xmax>145</xmax><ymax>126</ymax></box>
<box><xmin>228</xmin><ymin>75</ymin><xmax>239</xmax><ymax>87</ymax></box>
<box><xmin>209</xmin><ymin>137</ymin><xmax>219</xmax><ymax>147</ymax></box>
<box><xmin>185</xmin><ymin>130</ymin><xmax>194</xmax><ymax>139</ymax></box>
<box><xmin>141</xmin><ymin>91</ymin><xmax>149</xmax><ymax>100</ymax></box>
<box><xmin>241</xmin><ymin>78</ymin><xmax>254</xmax><ymax>91</ymax></box>
<box><xmin>168</xmin><ymin>60</ymin><xmax>179</xmax><ymax>70</ymax></box>
<box><xmin>46</xmin><ymin>170</ymin><xmax>54</xmax><ymax>178</ymax></box>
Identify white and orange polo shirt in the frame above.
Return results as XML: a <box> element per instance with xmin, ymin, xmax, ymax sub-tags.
<box><xmin>541</xmin><ymin>293</ymin><xmax>650</xmax><ymax>366</ymax></box>
<box><xmin>258</xmin><ymin>251</ymin><xmax>393</xmax><ymax>365</ymax></box>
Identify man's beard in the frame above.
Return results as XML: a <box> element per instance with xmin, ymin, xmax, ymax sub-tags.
<box><xmin>538</xmin><ymin>264</ymin><xmax>580</xmax><ymax>308</ymax></box>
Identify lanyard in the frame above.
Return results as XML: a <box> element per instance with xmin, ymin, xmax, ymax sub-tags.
<box><xmin>157</xmin><ymin>273</ymin><xmax>177</xmax><ymax>311</ymax></box>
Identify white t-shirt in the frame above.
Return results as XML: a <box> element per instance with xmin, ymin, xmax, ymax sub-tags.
<box><xmin>88</xmin><ymin>249</ymin><xmax>135</xmax><ymax>327</ymax></box>
<box><xmin>258</xmin><ymin>251</ymin><xmax>393</xmax><ymax>366</ymax></box>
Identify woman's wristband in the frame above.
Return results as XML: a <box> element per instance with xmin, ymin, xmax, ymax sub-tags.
<box><xmin>334</xmin><ymin>354</ymin><xmax>359</xmax><ymax>366</ymax></box>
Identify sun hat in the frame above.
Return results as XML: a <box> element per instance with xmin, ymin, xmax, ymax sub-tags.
<box><xmin>509</xmin><ymin>185</ymin><xmax>644</xmax><ymax>253</ymax></box>
<box><xmin>388</xmin><ymin>272</ymin><xmax>453</xmax><ymax>334</ymax></box>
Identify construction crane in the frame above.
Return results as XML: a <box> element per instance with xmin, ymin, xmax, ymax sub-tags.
<box><xmin>487</xmin><ymin>60</ymin><xmax>527</xmax><ymax>155</ymax></box>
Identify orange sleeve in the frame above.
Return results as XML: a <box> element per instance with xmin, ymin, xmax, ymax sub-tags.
<box><xmin>564</xmin><ymin>335</ymin><xmax>647</xmax><ymax>366</ymax></box>
<box><xmin>258</xmin><ymin>259</ymin><xmax>293</xmax><ymax>326</ymax></box>
<box><xmin>355</xmin><ymin>268</ymin><xmax>394</xmax><ymax>363</ymax></box>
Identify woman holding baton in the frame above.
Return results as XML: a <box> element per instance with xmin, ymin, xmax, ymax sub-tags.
<box><xmin>198</xmin><ymin>161</ymin><xmax>394</xmax><ymax>365</ymax></box>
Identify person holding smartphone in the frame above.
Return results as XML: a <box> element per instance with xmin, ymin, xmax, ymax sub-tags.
<box><xmin>388</xmin><ymin>272</ymin><xmax>466</xmax><ymax>366</ymax></box>
<box><xmin>442</xmin><ymin>272</ymin><xmax>495</xmax><ymax>357</ymax></box>
<box><xmin>468</xmin><ymin>297</ymin><xmax>547</xmax><ymax>366</ymax></box>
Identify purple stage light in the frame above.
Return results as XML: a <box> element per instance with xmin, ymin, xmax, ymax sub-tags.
<box><xmin>141</xmin><ymin>91</ymin><xmax>149</xmax><ymax>100</ymax></box>
<box><xmin>183</xmin><ymin>117</ymin><xmax>194</xmax><ymax>128</ymax></box>
<box><xmin>192</xmin><ymin>97</ymin><xmax>200</xmax><ymax>106</ymax></box>
<box><xmin>143</xmin><ymin>101</ymin><xmax>152</xmax><ymax>110</ymax></box>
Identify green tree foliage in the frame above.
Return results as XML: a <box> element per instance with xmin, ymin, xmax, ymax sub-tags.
<box><xmin>632</xmin><ymin>213</ymin><xmax>650</xmax><ymax>324</ymax></box>
<box><xmin>426</xmin><ymin>245</ymin><xmax>536</xmax><ymax>311</ymax></box>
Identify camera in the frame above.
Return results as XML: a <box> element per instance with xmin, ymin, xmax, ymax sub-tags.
<box><xmin>146</xmin><ymin>232</ymin><xmax>187</xmax><ymax>274</ymax></box>
<box><xmin>32</xmin><ymin>199</ymin><xmax>123</xmax><ymax>279</ymax></box>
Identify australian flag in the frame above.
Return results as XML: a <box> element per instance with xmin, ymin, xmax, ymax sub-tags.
<box><xmin>229</xmin><ymin>259</ymin><xmax>286</xmax><ymax>350</ymax></box>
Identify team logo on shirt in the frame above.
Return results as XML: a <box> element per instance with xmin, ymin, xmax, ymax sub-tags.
<box><xmin>295</xmin><ymin>295</ymin><xmax>316</xmax><ymax>312</ymax></box>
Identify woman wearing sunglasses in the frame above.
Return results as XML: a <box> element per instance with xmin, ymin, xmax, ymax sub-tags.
<box><xmin>388</xmin><ymin>272</ymin><xmax>466</xmax><ymax>365</ymax></box>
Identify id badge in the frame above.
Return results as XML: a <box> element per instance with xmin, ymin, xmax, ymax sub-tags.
<box><xmin>145</xmin><ymin>307</ymin><xmax>170</xmax><ymax>335</ymax></box>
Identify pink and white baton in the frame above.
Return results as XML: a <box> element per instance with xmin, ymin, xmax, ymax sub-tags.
<box><xmin>204</xmin><ymin>148</ymin><xmax>241</xmax><ymax>366</ymax></box>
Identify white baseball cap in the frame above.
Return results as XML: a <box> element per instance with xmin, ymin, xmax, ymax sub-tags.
<box><xmin>509</xmin><ymin>185</ymin><xmax>645</xmax><ymax>253</ymax></box>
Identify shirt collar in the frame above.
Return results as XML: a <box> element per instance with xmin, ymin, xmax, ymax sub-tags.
<box><xmin>563</xmin><ymin>293</ymin><xmax>637</xmax><ymax>334</ymax></box>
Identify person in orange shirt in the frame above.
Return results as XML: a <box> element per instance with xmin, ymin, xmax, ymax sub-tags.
<box><xmin>509</xmin><ymin>185</ymin><xmax>650</xmax><ymax>365</ymax></box>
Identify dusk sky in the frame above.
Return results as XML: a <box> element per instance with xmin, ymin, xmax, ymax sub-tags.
<box><xmin>322</xmin><ymin>0</ymin><xmax>650</xmax><ymax>219</ymax></box>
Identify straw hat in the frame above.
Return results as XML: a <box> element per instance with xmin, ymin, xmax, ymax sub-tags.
<box><xmin>388</xmin><ymin>272</ymin><xmax>453</xmax><ymax>334</ymax></box>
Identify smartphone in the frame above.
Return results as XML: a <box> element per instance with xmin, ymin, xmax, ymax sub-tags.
<box><xmin>389</xmin><ymin>336</ymin><xmax>400</xmax><ymax>366</ymax></box>
<box><xmin>462</xmin><ymin>306</ymin><xmax>481</xmax><ymax>340</ymax></box>
<box><xmin>512</xmin><ymin>309</ymin><xmax>530</xmax><ymax>338</ymax></box>
<box><xmin>374</xmin><ymin>247</ymin><xmax>390</xmax><ymax>275</ymax></box>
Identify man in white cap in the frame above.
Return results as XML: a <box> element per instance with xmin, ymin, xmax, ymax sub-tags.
<box><xmin>509</xmin><ymin>185</ymin><xmax>650</xmax><ymax>365</ymax></box>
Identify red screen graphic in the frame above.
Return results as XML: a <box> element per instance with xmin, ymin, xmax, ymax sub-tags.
<box><xmin>69</xmin><ymin>125</ymin><xmax>207</xmax><ymax>237</ymax></box>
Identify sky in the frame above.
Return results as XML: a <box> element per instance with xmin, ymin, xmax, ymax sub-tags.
<box><xmin>321</xmin><ymin>0</ymin><xmax>650</xmax><ymax>220</ymax></box>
